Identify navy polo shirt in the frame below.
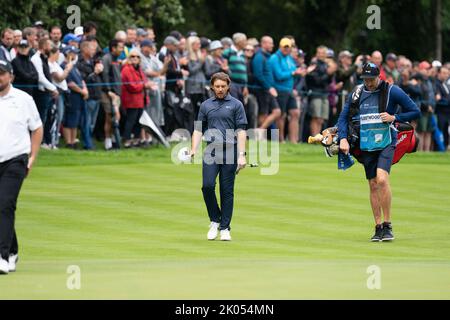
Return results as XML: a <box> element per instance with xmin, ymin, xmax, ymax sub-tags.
<box><xmin>196</xmin><ymin>94</ymin><xmax>248</xmax><ymax>144</ymax></box>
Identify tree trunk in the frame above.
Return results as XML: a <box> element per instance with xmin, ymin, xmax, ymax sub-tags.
<box><xmin>435</xmin><ymin>0</ymin><xmax>442</xmax><ymax>61</ymax></box>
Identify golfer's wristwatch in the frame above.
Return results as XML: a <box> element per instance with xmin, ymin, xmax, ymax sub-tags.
<box><xmin>239</xmin><ymin>151</ymin><xmax>247</xmax><ymax>157</ymax></box>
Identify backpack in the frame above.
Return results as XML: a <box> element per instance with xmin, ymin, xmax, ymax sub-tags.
<box><xmin>347</xmin><ymin>81</ymin><xmax>418</xmax><ymax>164</ymax></box>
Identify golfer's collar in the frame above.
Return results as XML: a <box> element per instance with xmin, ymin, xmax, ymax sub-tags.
<box><xmin>213</xmin><ymin>94</ymin><xmax>232</xmax><ymax>101</ymax></box>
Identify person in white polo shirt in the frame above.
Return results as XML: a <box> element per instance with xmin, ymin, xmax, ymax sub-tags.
<box><xmin>0</xmin><ymin>59</ymin><xmax>43</xmax><ymax>275</ymax></box>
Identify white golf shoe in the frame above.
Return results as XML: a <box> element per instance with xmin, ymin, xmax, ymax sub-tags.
<box><xmin>207</xmin><ymin>222</ymin><xmax>220</xmax><ymax>240</ymax></box>
<box><xmin>0</xmin><ymin>258</ymin><xmax>9</xmax><ymax>275</ymax></box>
<box><xmin>220</xmin><ymin>229</ymin><xmax>232</xmax><ymax>241</ymax></box>
<box><xmin>8</xmin><ymin>254</ymin><xmax>18</xmax><ymax>272</ymax></box>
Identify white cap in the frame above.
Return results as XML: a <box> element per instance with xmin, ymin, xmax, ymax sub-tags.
<box><xmin>74</xmin><ymin>26</ymin><xmax>84</xmax><ymax>36</ymax></box>
<box><xmin>209</xmin><ymin>40</ymin><xmax>223</xmax><ymax>51</ymax></box>
<box><xmin>432</xmin><ymin>60</ymin><xmax>442</xmax><ymax>68</ymax></box>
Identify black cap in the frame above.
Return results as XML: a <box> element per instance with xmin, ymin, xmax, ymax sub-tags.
<box><xmin>0</xmin><ymin>60</ymin><xmax>13</xmax><ymax>74</ymax></box>
<box><xmin>361</xmin><ymin>62</ymin><xmax>380</xmax><ymax>79</ymax></box>
<box><xmin>18</xmin><ymin>39</ymin><xmax>29</xmax><ymax>47</ymax></box>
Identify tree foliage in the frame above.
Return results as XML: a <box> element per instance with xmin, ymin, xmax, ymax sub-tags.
<box><xmin>0</xmin><ymin>0</ymin><xmax>449</xmax><ymax>61</ymax></box>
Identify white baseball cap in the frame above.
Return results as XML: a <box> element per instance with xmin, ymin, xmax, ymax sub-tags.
<box><xmin>432</xmin><ymin>60</ymin><xmax>442</xmax><ymax>68</ymax></box>
<box><xmin>74</xmin><ymin>26</ymin><xmax>84</xmax><ymax>37</ymax></box>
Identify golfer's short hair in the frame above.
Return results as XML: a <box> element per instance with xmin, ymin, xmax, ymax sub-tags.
<box><xmin>210</xmin><ymin>72</ymin><xmax>231</xmax><ymax>86</ymax></box>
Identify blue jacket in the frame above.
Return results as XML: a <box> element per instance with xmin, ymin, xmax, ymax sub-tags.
<box><xmin>338</xmin><ymin>84</ymin><xmax>420</xmax><ymax>144</ymax></box>
<box><xmin>269</xmin><ymin>50</ymin><xmax>297</xmax><ymax>92</ymax></box>
<box><xmin>252</xmin><ymin>49</ymin><xmax>274</xmax><ymax>90</ymax></box>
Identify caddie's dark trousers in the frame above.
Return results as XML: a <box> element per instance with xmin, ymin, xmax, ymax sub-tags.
<box><xmin>0</xmin><ymin>154</ymin><xmax>28</xmax><ymax>260</ymax></box>
<box><xmin>202</xmin><ymin>144</ymin><xmax>238</xmax><ymax>231</ymax></box>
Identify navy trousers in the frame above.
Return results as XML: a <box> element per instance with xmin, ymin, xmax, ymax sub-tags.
<box><xmin>202</xmin><ymin>145</ymin><xmax>238</xmax><ymax>231</ymax></box>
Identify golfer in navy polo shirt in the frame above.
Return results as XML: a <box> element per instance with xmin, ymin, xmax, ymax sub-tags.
<box><xmin>190</xmin><ymin>72</ymin><xmax>248</xmax><ymax>241</ymax></box>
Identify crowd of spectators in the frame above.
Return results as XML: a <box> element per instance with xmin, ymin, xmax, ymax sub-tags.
<box><xmin>1</xmin><ymin>21</ymin><xmax>450</xmax><ymax>152</ymax></box>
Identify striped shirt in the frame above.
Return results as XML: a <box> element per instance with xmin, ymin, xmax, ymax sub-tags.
<box><xmin>222</xmin><ymin>46</ymin><xmax>247</xmax><ymax>85</ymax></box>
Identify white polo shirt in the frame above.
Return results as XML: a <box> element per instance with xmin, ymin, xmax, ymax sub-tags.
<box><xmin>0</xmin><ymin>86</ymin><xmax>42</xmax><ymax>163</ymax></box>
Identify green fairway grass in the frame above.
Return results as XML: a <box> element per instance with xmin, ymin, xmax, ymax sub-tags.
<box><xmin>1</xmin><ymin>144</ymin><xmax>449</xmax><ymax>299</ymax></box>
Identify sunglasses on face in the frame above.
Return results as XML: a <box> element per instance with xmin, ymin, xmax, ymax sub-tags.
<box><xmin>130</xmin><ymin>55</ymin><xmax>140</xmax><ymax>58</ymax></box>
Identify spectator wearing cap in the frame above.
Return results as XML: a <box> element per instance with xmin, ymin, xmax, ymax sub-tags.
<box><xmin>371</xmin><ymin>51</ymin><xmax>387</xmax><ymax>81</ymax></box>
<box><xmin>205</xmin><ymin>40</ymin><xmax>228</xmax><ymax>80</ymax></box>
<box><xmin>22</xmin><ymin>27</ymin><xmax>38</xmax><ymax>55</ymax></box>
<box><xmin>34</xmin><ymin>21</ymin><xmax>45</xmax><ymax>30</ymax></box>
<box><xmin>161</xmin><ymin>36</ymin><xmax>184</xmax><ymax>94</ymax></box>
<box><xmin>251</xmin><ymin>36</ymin><xmax>281</xmax><ymax>133</ymax></box>
<box><xmin>47</xmin><ymin>43</ymin><xmax>73</xmax><ymax>147</ymax></box>
<box><xmin>305</xmin><ymin>45</ymin><xmax>333</xmax><ymax>136</ymax></box>
<box><xmin>0</xmin><ymin>28</ymin><xmax>14</xmax><ymax>62</ymax></box>
<box><xmin>336</xmin><ymin>51</ymin><xmax>360</xmax><ymax>93</ymax></box>
<box><xmin>435</xmin><ymin>66</ymin><xmax>450</xmax><ymax>150</ymax></box>
<box><xmin>62</xmin><ymin>33</ymin><xmax>81</xmax><ymax>48</ymax></box>
<box><xmin>63</xmin><ymin>45</ymin><xmax>91</xmax><ymax>149</ymax></box>
<box><xmin>100</xmin><ymin>39</ymin><xmax>124</xmax><ymax>150</ymax></box>
<box><xmin>140</xmin><ymin>39</ymin><xmax>168</xmax><ymax>132</ymax></box>
<box><xmin>384</xmin><ymin>53</ymin><xmax>400</xmax><ymax>84</ymax></box>
<box><xmin>270</xmin><ymin>38</ymin><xmax>305</xmax><ymax>143</ymax></box>
<box><xmin>136</xmin><ymin>28</ymin><xmax>148</xmax><ymax>46</ymax></box>
<box><xmin>121</xmin><ymin>48</ymin><xmax>152</xmax><ymax>148</ymax></box>
<box><xmin>11</xmin><ymin>40</ymin><xmax>39</xmax><ymax>96</ymax></box>
<box><xmin>186</xmin><ymin>36</ymin><xmax>207</xmax><ymax>127</ymax></box>
<box><xmin>200</xmin><ymin>37</ymin><xmax>211</xmax><ymax>58</ymax></box>
<box><xmin>31</xmin><ymin>38</ymin><xmax>59</xmax><ymax>148</ymax></box>
<box><xmin>77</xmin><ymin>40</ymin><xmax>104</xmax><ymax>148</ymax></box>
<box><xmin>222</xmin><ymin>32</ymin><xmax>249</xmax><ymax>103</ymax></box>
<box><xmin>416</xmin><ymin>61</ymin><xmax>436</xmax><ymax>152</ymax></box>
<box><xmin>74</xmin><ymin>26</ymin><xmax>84</xmax><ymax>41</ymax></box>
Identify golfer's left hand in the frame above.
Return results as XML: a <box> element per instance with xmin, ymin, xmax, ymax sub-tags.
<box><xmin>380</xmin><ymin>112</ymin><xmax>396</xmax><ymax>123</ymax></box>
<box><xmin>27</xmin><ymin>156</ymin><xmax>35</xmax><ymax>176</ymax></box>
<box><xmin>237</xmin><ymin>155</ymin><xmax>247</xmax><ymax>171</ymax></box>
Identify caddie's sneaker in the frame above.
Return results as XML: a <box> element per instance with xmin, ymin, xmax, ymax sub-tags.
<box><xmin>0</xmin><ymin>259</ymin><xmax>9</xmax><ymax>275</ymax></box>
<box><xmin>8</xmin><ymin>254</ymin><xmax>18</xmax><ymax>272</ymax></box>
<box><xmin>220</xmin><ymin>229</ymin><xmax>232</xmax><ymax>241</ymax></box>
<box><xmin>371</xmin><ymin>224</ymin><xmax>383</xmax><ymax>242</ymax></box>
<box><xmin>207</xmin><ymin>222</ymin><xmax>220</xmax><ymax>240</ymax></box>
<box><xmin>382</xmin><ymin>222</ymin><xmax>395</xmax><ymax>241</ymax></box>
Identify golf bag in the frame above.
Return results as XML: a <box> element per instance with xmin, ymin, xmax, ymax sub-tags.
<box><xmin>308</xmin><ymin>123</ymin><xmax>419</xmax><ymax>165</ymax></box>
<box><xmin>350</xmin><ymin>122</ymin><xmax>419</xmax><ymax>164</ymax></box>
